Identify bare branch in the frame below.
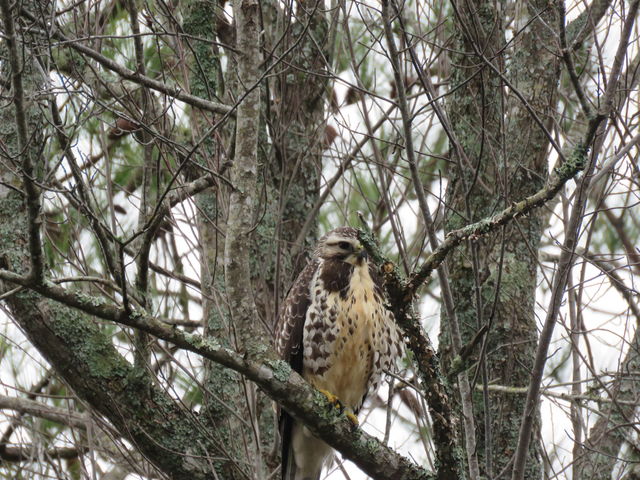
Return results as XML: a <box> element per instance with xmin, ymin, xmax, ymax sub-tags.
<box><xmin>0</xmin><ymin>394</ymin><xmax>89</xmax><ymax>431</ymax></box>
<box><xmin>358</xmin><ymin>222</ymin><xmax>461</xmax><ymax>480</ymax></box>
<box><xmin>405</xmin><ymin>142</ymin><xmax>590</xmax><ymax>299</ymax></box>
<box><xmin>382</xmin><ymin>2</ymin><xmax>474</xmax><ymax>478</ymax></box>
<box><xmin>558</xmin><ymin>0</ymin><xmax>594</xmax><ymax>118</ymax></box>
<box><xmin>0</xmin><ymin>445</ymin><xmax>86</xmax><ymax>462</ymax></box>
<box><xmin>567</xmin><ymin>0</ymin><xmax>613</xmax><ymax>50</ymax></box>
<box><xmin>19</xmin><ymin>8</ymin><xmax>232</xmax><ymax>116</ymax></box>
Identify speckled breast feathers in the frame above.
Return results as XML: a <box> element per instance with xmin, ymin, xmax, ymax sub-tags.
<box><xmin>276</xmin><ymin>227</ymin><xmax>402</xmax><ymax>411</ymax></box>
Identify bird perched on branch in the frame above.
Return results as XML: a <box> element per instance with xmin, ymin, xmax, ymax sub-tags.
<box><xmin>275</xmin><ymin>227</ymin><xmax>402</xmax><ymax>480</ymax></box>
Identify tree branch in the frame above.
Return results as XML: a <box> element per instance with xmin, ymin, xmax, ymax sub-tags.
<box><xmin>404</xmin><ymin>142</ymin><xmax>590</xmax><ymax>299</ymax></box>
<box><xmin>566</xmin><ymin>0</ymin><xmax>612</xmax><ymax>50</ymax></box>
<box><xmin>357</xmin><ymin>222</ymin><xmax>460</xmax><ymax>480</ymax></box>
<box><xmin>0</xmin><ymin>267</ymin><xmax>434</xmax><ymax>480</ymax></box>
<box><xmin>50</xmin><ymin>101</ymin><xmax>124</xmax><ymax>286</ymax></box>
<box><xmin>223</xmin><ymin>0</ymin><xmax>268</xmax><ymax>356</ymax></box>
<box><xmin>558</xmin><ymin>0</ymin><xmax>594</xmax><ymax>118</ymax></box>
<box><xmin>0</xmin><ymin>395</ymin><xmax>89</xmax><ymax>431</ymax></box>
<box><xmin>0</xmin><ymin>445</ymin><xmax>85</xmax><ymax>462</ymax></box>
<box><xmin>381</xmin><ymin>2</ymin><xmax>473</xmax><ymax>478</ymax></box>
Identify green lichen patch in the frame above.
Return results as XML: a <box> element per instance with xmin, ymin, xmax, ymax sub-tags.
<box><xmin>268</xmin><ymin>359</ymin><xmax>292</xmax><ymax>382</ymax></box>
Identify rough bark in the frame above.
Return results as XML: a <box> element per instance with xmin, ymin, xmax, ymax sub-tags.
<box><xmin>189</xmin><ymin>2</ymin><xmax>332</xmax><ymax>476</ymax></box>
<box><xmin>180</xmin><ymin>1</ymin><xmax>253</xmax><ymax>476</ymax></box>
<box><xmin>264</xmin><ymin>0</ymin><xmax>330</xmax><ymax>276</ymax></box>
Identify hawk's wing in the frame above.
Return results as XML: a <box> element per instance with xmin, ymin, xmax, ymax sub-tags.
<box><xmin>275</xmin><ymin>260</ymin><xmax>318</xmax><ymax>480</ymax></box>
<box><xmin>275</xmin><ymin>259</ymin><xmax>318</xmax><ymax>372</ymax></box>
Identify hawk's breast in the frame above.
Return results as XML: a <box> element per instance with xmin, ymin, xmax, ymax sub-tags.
<box><xmin>302</xmin><ymin>259</ymin><xmax>400</xmax><ymax>411</ymax></box>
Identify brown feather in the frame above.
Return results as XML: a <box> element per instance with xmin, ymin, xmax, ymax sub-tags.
<box><xmin>276</xmin><ymin>260</ymin><xmax>317</xmax><ymax>480</ymax></box>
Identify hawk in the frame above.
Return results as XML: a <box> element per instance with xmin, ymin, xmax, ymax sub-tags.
<box><xmin>275</xmin><ymin>227</ymin><xmax>402</xmax><ymax>480</ymax></box>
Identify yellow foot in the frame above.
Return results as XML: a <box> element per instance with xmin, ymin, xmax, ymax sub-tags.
<box><xmin>317</xmin><ymin>389</ymin><xmax>359</xmax><ymax>426</ymax></box>
<box><xmin>317</xmin><ymin>389</ymin><xmax>340</xmax><ymax>407</ymax></box>
<box><xmin>345</xmin><ymin>409</ymin><xmax>359</xmax><ymax>426</ymax></box>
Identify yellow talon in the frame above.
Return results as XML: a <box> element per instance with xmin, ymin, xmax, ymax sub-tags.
<box><xmin>317</xmin><ymin>389</ymin><xmax>340</xmax><ymax>407</ymax></box>
<box><xmin>345</xmin><ymin>410</ymin><xmax>359</xmax><ymax>425</ymax></box>
<box><xmin>317</xmin><ymin>389</ymin><xmax>359</xmax><ymax>425</ymax></box>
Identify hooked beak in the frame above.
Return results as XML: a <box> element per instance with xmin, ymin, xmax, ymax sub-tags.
<box><xmin>355</xmin><ymin>245</ymin><xmax>368</xmax><ymax>263</ymax></box>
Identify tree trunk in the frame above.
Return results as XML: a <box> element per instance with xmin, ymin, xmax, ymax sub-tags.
<box><xmin>441</xmin><ymin>0</ymin><xmax>560</xmax><ymax>477</ymax></box>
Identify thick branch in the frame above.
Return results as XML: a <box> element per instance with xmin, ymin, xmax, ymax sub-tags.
<box><xmin>0</xmin><ymin>269</ymin><xmax>433</xmax><ymax>480</ymax></box>
<box><xmin>223</xmin><ymin>0</ymin><xmax>268</xmax><ymax>354</ymax></box>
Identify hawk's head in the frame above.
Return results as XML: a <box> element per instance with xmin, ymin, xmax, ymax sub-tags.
<box><xmin>315</xmin><ymin>227</ymin><xmax>367</xmax><ymax>265</ymax></box>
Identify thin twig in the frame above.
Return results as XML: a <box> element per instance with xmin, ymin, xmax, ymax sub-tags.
<box><xmin>50</xmin><ymin>101</ymin><xmax>124</xmax><ymax>286</ymax></box>
<box><xmin>291</xmin><ymin>102</ymin><xmax>397</xmax><ymax>258</ymax></box>
<box><xmin>590</xmin><ymin>130</ymin><xmax>640</xmax><ymax>188</ymax></box>
<box><xmin>19</xmin><ymin>7</ymin><xmax>232</xmax><ymax>116</ymax></box>
<box><xmin>566</xmin><ymin>0</ymin><xmax>613</xmax><ymax>50</ymax></box>
<box><xmin>476</xmin><ymin>384</ymin><xmax>640</xmax><ymax>406</ymax></box>
<box><xmin>558</xmin><ymin>0</ymin><xmax>594</xmax><ymax>118</ymax></box>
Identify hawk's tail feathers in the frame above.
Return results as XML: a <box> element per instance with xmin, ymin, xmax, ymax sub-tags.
<box><xmin>281</xmin><ymin>411</ymin><xmax>296</xmax><ymax>480</ymax></box>
<box><xmin>280</xmin><ymin>412</ymin><xmax>323</xmax><ymax>480</ymax></box>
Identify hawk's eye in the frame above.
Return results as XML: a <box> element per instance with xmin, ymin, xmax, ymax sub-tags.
<box><xmin>338</xmin><ymin>241</ymin><xmax>352</xmax><ymax>251</ymax></box>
